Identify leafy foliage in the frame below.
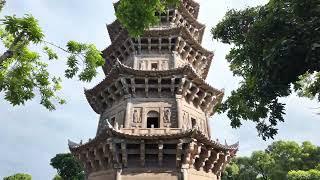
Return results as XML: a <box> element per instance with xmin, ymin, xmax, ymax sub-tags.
<box><xmin>65</xmin><ymin>41</ymin><xmax>104</xmax><ymax>82</ymax></box>
<box><xmin>3</xmin><ymin>173</ymin><xmax>32</xmax><ymax>180</ymax></box>
<box><xmin>0</xmin><ymin>0</ymin><xmax>5</xmax><ymax>12</ymax></box>
<box><xmin>50</xmin><ymin>153</ymin><xmax>85</xmax><ymax>180</ymax></box>
<box><xmin>222</xmin><ymin>141</ymin><xmax>320</xmax><ymax>180</ymax></box>
<box><xmin>0</xmin><ymin>3</ymin><xmax>104</xmax><ymax>110</ymax></box>
<box><xmin>0</xmin><ymin>16</ymin><xmax>64</xmax><ymax>110</ymax></box>
<box><xmin>212</xmin><ymin>0</ymin><xmax>320</xmax><ymax>140</ymax></box>
<box><xmin>115</xmin><ymin>0</ymin><xmax>179</xmax><ymax>37</ymax></box>
<box><xmin>288</xmin><ymin>169</ymin><xmax>320</xmax><ymax>180</ymax></box>
<box><xmin>52</xmin><ymin>174</ymin><xmax>62</xmax><ymax>180</ymax></box>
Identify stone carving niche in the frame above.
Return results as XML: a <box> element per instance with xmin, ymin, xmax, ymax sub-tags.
<box><xmin>132</xmin><ymin>108</ymin><xmax>142</xmax><ymax>127</ymax></box>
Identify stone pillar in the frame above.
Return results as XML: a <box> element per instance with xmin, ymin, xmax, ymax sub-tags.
<box><xmin>172</xmin><ymin>51</ymin><xmax>178</xmax><ymax>68</ymax></box>
<box><xmin>160</xmin><ymin>106</ymin><xmax>164</xmax><ymax>128</ymax></box>
<box><xmin>133</xmin><ymin>55</ymin><xmax>138</xmax><ymax>69</ymax></box>
<box><xmin>124</xmin><ymin>95</ymin><xmax>132</xmax><ymax>128</ymax></box>
<box><xmin>141</xmin><ymin>107</ymin><xmax>147</xmax><ymax>128</ymax></box>
<box><xmin>206</xmin><ymin>117</ymin><xmax>212</xmax><ymax>139</ymax></box>
<box><xmin>176</xmin><ymin>95</ymin><xmax>183</xmax><ymax>128</ymax></box>
<box><xmin>181</xmin><ymin>168</ymin><xmax>188</xmax><ymax>180</ymax></box>
<box><xmin>116</xmin><ymin>169</ymin><xmax>122</xmax><ymax>180</ymax></box>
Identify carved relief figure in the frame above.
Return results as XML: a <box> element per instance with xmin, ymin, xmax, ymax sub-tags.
<box><xmin>133</xmin><ymin>109</ymin><xmax>141</xmax><ymax>123</ymax></box>
<box><xmin>163</xmin><ymin>108</ymin><xmax>171</xmax><ymax>123</ymax></box>
<box><xmin>139</xmin><ymin>61</ymin><xmax>145</xmax><ymax>70</ymax></box>
<box><xmin>182</xmin><ymin>112</ymin><xmax>188</xmax><ymax>130</ymax></box>
<box><xmin>161</xmin><ymin>61</ymin><xmax>168</xmax><ymax>70</ymax></box>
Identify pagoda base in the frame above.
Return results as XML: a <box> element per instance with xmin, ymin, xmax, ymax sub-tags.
<box><xmin>88</xmin><ymin>168</ymin><xmax>218</xmax><ymax>180</ymax></box>
<box><xmin>69</xmin><ymin>129</ymin><xmax>237</xmax><ymax>180</ymax></box>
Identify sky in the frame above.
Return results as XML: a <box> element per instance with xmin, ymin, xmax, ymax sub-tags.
<box><xmin>0</xmin><ymin>0</ymin><xmax>319</xmax><ymax>179</ymax></box>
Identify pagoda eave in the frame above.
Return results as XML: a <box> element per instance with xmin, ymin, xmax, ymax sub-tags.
<box><xmin>69</xmin><ymin>128</ymin><xmax>238</xmax><ymax>153</ymax></box>
<box><xmin>85</xmin><ymin>63</ymin><xmax>223</xmax><ymax>115</ymax></box>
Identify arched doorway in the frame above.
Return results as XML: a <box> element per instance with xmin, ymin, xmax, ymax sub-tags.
<box><xmin>147</xmin><ymin>111</ymin><xmax>160</xmax><ymax>128</ymax></box>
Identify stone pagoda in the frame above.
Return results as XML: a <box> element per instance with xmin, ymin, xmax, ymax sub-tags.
<box><xmin>68</xmin><ymin>0</ymin><xmax>239</xmax><ymax>179</ymax></box>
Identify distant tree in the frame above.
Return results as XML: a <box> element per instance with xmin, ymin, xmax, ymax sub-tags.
<box><xmin>288</xmin><ymin>169</ymin><xmax>320</xmax><ymax>180</ymax></box>
<box><xmin>52</xmin><ymin>175</ymin><xmax>62</xmax><ymax>180</ymax></box>
<box><xmin>115</xmin><ymin>0</ymin><xmax>179</xmax><ymax>37</ymax></box>
<box><xmin>212</xmin><ymin>0</ymin><xmax>320</xmax><ymax>139</ymax></box>
<box><xmin>222</xmin><ymin>157</ymin><xmax>258</xmax><ymax>180</ymax></box>
<box><xmin>250</xmin><ymin>151</ymin><xmax>275</xmax><ymax>180</ymax></box>
<box><xmin>0</xmin><ymin>0</ymin><xmax>104</xmax><ymax>110</ymax></box>
<box><xmin>50</xmin><ymin>153</ymin><xmax>85</xmax><ymax>180</ymax></box>
<box><xmin>3</xmin><ymin>173</ymin><xmax>32</xmax><ymax>180</ymax></box>
<box><xmin>221</xmin><ymin>161</ymin><xmax>239</xmax><ymax>180</ymax></box>
<box><xmin>222</xmin><ymin>141</ymin><xmax>320</xmax><ymax>180</ymax></box>
<box><xmin>266</xmin><ymin>141</ymin><xmax>302</xmax><ymax>178</ymax></box>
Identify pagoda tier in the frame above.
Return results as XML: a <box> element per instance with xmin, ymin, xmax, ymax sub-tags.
<box><xmin>107</xmin><ymin>3</ymin><xmax>205</xmax><ymax>44</ymax></box>
<box><xmin>113</xmin><ymin>0</ymin><xmax>200</xmax><ymax>21</ymax></box>
<box><xmin>69</xmin><ymin>128</ymin><xmax>238</xmax><ymax>180</ymax></box>
<box><xmin>85</xmin><ymin>63</ymin><xmax>223</xmax><ymax>117</ymax></box>
<box><xmin>102</xmin><ymin>27</ymin><xmax>213</xmax><ymax>79</ymax></box>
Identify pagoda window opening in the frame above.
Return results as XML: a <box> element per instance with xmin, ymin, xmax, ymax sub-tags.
<box><xmin>161</xmin><ymin>78</ymin><xmax>171</xmax><ymax>84</ymax></box>
<box><xmin>135</xmin><ymin>78</ymin><xmax>145</xmax><ymax>84</ymax></box>
<box><xmin>151</xmin><ymin>39</ymin><xmax>159</xmax><ymax>44</ymax></box>
<box><xmin>162</xmin><ymin>38</ymin><xmax>169</xmax><ymax>44</ymax></box>
<box><xmin>151</xmin><ymin>63</ymin><xmax>158</xmax><ymax>70</ymax></box>
<box><xmin>149</xmin><ymin>79</ymin><xmax>158</xmax><ymax>85</ymax></box>
<box><xmin>147</xmin><ymin>111</ymin><xmax>160</xmax><ymax>128</ymax></box>
<box><xmin>151</xmin><ymin>46</ymin><xmax>158</xmax><ymax>51</ymax></box>
<box><xmin>141</xmin><ymin>38</ymin><xmax>148</xmax><ymax>44</ymax></box>
<box><xmin>191</xmin><ymin>118</ymin><xmax>197</xmax><ymax>128</ymax></box>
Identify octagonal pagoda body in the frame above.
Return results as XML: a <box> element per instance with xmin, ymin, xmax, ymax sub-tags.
<box><xmin>69</xmin><ymin>1</ymin><xmax>238</xmax><ymax>180</ymax></box>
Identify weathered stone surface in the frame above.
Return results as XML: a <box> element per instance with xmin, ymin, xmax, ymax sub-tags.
<box><xmin>69</xmin><ymin>0</ymin><xmax>238</xmax><ymax>179</ymax></box>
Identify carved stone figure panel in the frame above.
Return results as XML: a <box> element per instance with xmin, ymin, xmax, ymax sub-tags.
<box><xmin>161</xmin><ymin>60</ymin><xmax>168</xmax><ymax>70</ymax></box>
<box><xmin>163</xmin><ymin>108</ymin><xmax>171</xmax><ymax>123</ymax></box>
<box><xmin>182</xmin><ymin>111</ymin><xmax>190</xmax><ymax>130</ymax></box>
<box><xmin>139</xmin><ymin>61</ymin><xmax>146</xmax><ymax>70</ymax></box>
<box><xmin>132</xmin><ymin>108</ymin><xmax>142</xmax><ymax>127</ymax></box>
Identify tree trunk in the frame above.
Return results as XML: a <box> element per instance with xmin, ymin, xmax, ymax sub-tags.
<box><xmin>0</xmin><ymin>50</ymin><xmax>13</xmax><ymax>66</ymax></box>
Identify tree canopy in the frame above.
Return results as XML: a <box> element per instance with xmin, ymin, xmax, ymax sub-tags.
<box><xmin>50</xmin><ymin>153</ymin><xmax>85</xmax><ymax>180</ymax></box>
<box><xmin>222</xmin><ymin>141</ymin><xmax>320</xmax><ymax>180</ymax></box>
<box><xmin>212</xmin><ymin>0</ymin><xmax>320</xmax><ymax>140</ymax></box>
<box><xmin>3</xmin><ymin>173</ymin><xmax>32</xmax><ymax>180</ymax></box>
<box><xmin>288</xmin><ymin>169</ymin><xmax>320</xmax><ymax>180</ymax></box>
<box><xmin>0</xmin><ymin>0</ymin><xmax>104</xmax><ymax>110</ymax></box>
<box><xmin>115</xmin><ymin>0</ymin><xmax>179</xmax><ymax>37</ymax></box>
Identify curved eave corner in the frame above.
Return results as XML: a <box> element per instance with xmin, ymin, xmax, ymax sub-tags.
<box><xmin>84</xmin><ymin>88</ymin><xmax>101</xmax><ymax>114</ymax></box>
<box><xmin>208</xmin><ymin>89</ymin><xmax>224</xmax><ymax>116</ymax></box>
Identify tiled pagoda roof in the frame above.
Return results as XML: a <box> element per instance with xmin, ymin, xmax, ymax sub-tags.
<box><xmin>84</xmin><ymin>62</ymin><xmax>223</xmax><ymax>114</ymax></box>
<box><xmin>69</xmin><ymin>127</ymin><xmax>239</xmax><ymax>153</ymax></box>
